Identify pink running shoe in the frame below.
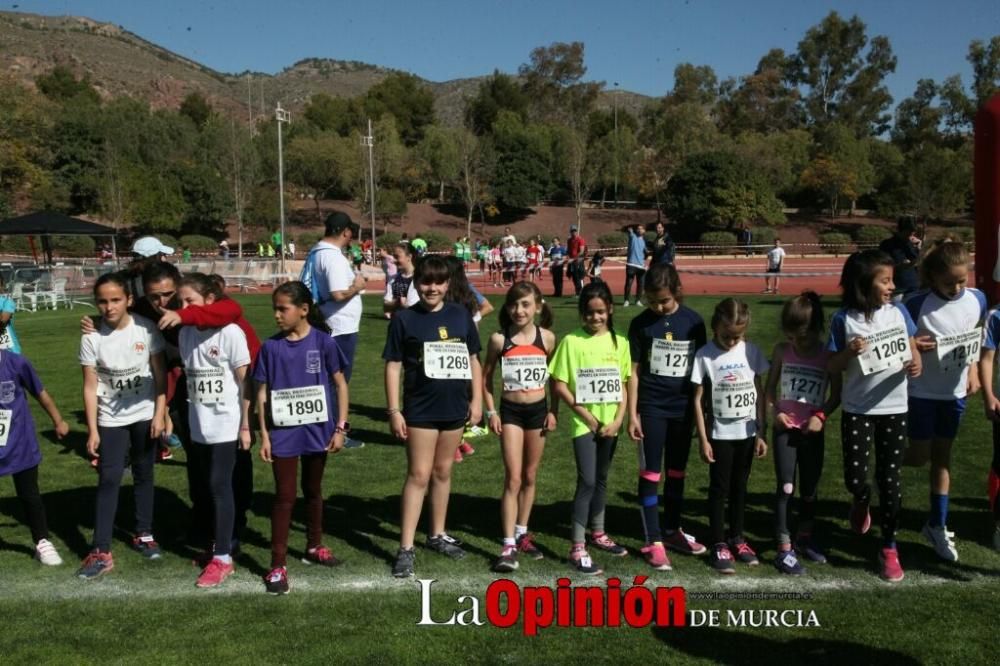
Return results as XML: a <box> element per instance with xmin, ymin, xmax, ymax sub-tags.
<box><xmin>641</xmin><ymin>543</ymin><xmax>673</xmax><ymax>571</ymax></box>
<box><xmin>849</xmin><ymin>497</ymin><xmax>872</xmax><ymax>535</ymax></box>
<box><xmin>303</xmin><ymin>545</ymin><xmax>342</xmax><ymax>567</ymax></box>
<box><xmin>196</xmin><ymin>558</ymin><xmax>235</xmax><ymax>588</ymax></box>
<box><xmin>459</xmin><ymin>441</ymin><xmax>475</xmax><ymax>456</ymax></box>
<box><xmin>589</xmin><ymin>532</ymin><xmax>628</xmax><ymax>557</ymax></box>
<box><xmin>879</xmin><ymin>547</ymin><xmax>905</xmax><ymax>582</ymax></box>
<box><xmin>453</xmin><ymin>448</ymin><xmax>463</xmax><ymax>463</ymax></box>
<box><xmin>663</xmin><ymin>529</ymin><xmax>707</xmax><ymax>556</ymax></box>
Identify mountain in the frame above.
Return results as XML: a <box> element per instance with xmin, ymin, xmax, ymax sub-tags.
<box><xmin>0</xmin><ymin>10</ymin><xmax>651</xmax><ymax>125</ymax></box>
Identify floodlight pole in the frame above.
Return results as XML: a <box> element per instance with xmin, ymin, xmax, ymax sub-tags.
<box><xmin>613</xmin><ymin>82</ymin><xmax>619</xmax><ymax>206</ymax></box>
<box><xmin>362</xmin><ymin>118</ymin><xmax>376</xmax><ymax>248</ymax></box>
<box><xmin>276</xmin><ymin>103</ymin><xmax>291</xmax><ymax>275</ymax></box>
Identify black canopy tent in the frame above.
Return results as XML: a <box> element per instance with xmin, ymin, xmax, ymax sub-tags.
<box><xmin>0</xmin><ymin>211</ymin><xmax>117</xmax><ymax>265</ymax></box>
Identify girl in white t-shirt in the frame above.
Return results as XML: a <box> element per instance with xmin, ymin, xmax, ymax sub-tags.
<box><xmin>692</xmin><ymin>298</ymin><xmax>769</xmax><ymax>575</ymax></box>
<box><xmin>828</xmin><ymin>249</ymin><xmax>921</xmax><ymax>582</ymax></box>
<box><xmin>178</xmin><ymin>273</ymin><xmax>252</xmax><ymax>589</ymax></box>
<box><xmin>77</xmin><ymin>273</ymin><xmax>167</xmax><ymax>580</ymax></box>
<box><xmin>903</xmin><ymin>241</ymin><xmax>984</xmax><ymax>563</ymax></box>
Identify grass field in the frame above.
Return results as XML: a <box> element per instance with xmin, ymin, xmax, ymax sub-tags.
<box><xmin>0</xmin><ymin>293</ymin><xmax>997</xmax><ymax>664</ymax></box>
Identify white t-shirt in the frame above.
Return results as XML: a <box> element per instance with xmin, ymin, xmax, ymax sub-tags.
<box><xmin>828</xmin><ymin>303</ymin><xmax>917</xmax><ymax>415</ymax></box>
<box><xmin>312</xmin><ymin>241</ymin><xmax>362</xmax><ymax>335</ymax></box>
<box><xmin>180</xmin><ymin>324</ymin><xmax>251</xmax><ymax>444</ymax></box>
<box><xmin>514</xmin><ymin>246</ymin><xmax>527</xmax><ymax>263</ymax></box>
<box><xmin>503</xmin><ymin>246</ymin><xmax>517</xmax><ymax>264</ymax></box>
<box><xmin>79</xmin><ymin>314</ymin><xmax>165</xmax><ymax>428</ymax></box>
<box><xmin>767</xmin><ymin>247</ymin><xmax>786</xmax><ymax>270</ymax></box>
<box><xmin>906</xmin><ymin>288</ymin><xmax>986</xmax><ymax>400</ymax></box>
<box><xmin>691</xmin><ymin>340</ymin><xmax>769</xmax><ymax>440</ymax></box>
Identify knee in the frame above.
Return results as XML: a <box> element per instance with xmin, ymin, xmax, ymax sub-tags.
<box><xmin>431</xmin><ymin>463</ymin><xmax>452</xmax><ymax>484</ymax></box>
<box><xmin>577</xmin><ymin>474</ymin><xmax>597</xmax><ymax>494</ymax></box>
<box><xmin>778</xmin><ymin>482</ymin><xmax>794</xmax><ymax>497</ymax></box>
<box><xmin>407</xmin><ymin>469</ymin><xmax>431</xmax><ymax>490</ymax></box>
<box><xmin>504</xmin><ymin>472</ymin><xmax>523</xmax><ymax>494</ymax></box>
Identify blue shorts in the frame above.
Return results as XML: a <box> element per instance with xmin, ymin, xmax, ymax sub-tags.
<box><xmin>907</xmin><ymin>397</ymin><xmax>966</xmax><ymax>440</ymax></box>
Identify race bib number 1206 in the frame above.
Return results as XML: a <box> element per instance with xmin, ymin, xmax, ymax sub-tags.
<box><xmin>858</xmin><ymin>325</ymin><xmax>909</xmax><ymax>376</ymax></box>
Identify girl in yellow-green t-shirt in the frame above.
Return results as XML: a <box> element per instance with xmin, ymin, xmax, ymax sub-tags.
<box><xmin>549</xmin><ymin>282</ymin><xmax>631</xmax><ymax>575</ymax></box>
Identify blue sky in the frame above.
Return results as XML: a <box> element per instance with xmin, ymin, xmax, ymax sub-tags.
<box><xmin>13</xmin><ymin>1</ymin><xmax>1000</xmax><ymax>103</ymax></box>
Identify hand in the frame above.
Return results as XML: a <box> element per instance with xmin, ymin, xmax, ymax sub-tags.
<box><xmin>390</xmin><ymin>412</ymin><xmax>408</xmax><ymax>440</ymax></box>
<box><xmin>80</xmin><ymin>316</ymin><xmax>97</xmax><ymax>335</ymax></box>
<box><xmin>86</xmin><ymin>432</ymin><xmax>100</xmax><ymax>458</ymax></box>
<box><xmin>699</xmin><ymin>440</ymin><xmax>715</xmax><ymax>464</ymax></box>
<box><xmin>489</xmin><ymin>413</ymin><xmax>502</xmax><ymax>436</ymax></box>
<box><xmin>352</xmin><ymin>273</ymin><xmax>367</xmax><ymax>291</ymax></box>
<box><xmin>967</xmin><ymin>373</ymin><xmax>981</xmax><ymax>396</ymax></box>
<box><xmin>239</xmin><ymin>428</ymin><xmax>252</xmax><ymax>450</ymax></box>
<box><xmin>54</xmin><ymin>419</ymin><xmax>69</xmax><ymax>440</ymax></box>
<box><xmin>468</xmin><ymin>405</ymin><xmax>482</xmax><ymax>427</ymax></box>
<box><xmin>913</xmin><ymin>334</ymin><xmax>936</xmax><ymax>353</ymax></box>
<box><xmin>754</xmin><ymin>436</ymin><xmax>768</xmax><ymax>458</ymax></box>
<box><xmin>803</xmin><ymin>415</ymin><xmax>824</xmax><ymax>434</ymax></box>
<box><xmin>628</xmin><ymin>414</ymin><xmax>644</xmax><ymax>442</ymax></box>
<box><xmin>150</xmin><ymin>415</ymin><xmax>165</xmax><ymax>440</ymax></box>
<box><xmin>158</xmin><ymin>310</ymin><xmax>183</xmax><ymax>330</ymax></box>
<box><xmin>586</xmin><ymin>414</ymin><xmax>601</xmax><ymax>434</ymax></box>
<box><xmin>328</xmin><ymin>431</ymin><xmax>345</xmax><ymax>453</ymax></box>
<box><xmin>848</xmin><ymin>336</ymin><xmax>866</xmax><ymax>356</ymax></box>
<box><xmin>905</xmin><ymin>354</ymin><xmax>922</xmax><ymax>378</ymax></box>
<box><xmin>598</xmin><ymin>421</ymin><xmax>620</xmax><ymax>438</ymax></box>
<box><xmin>986</xmin><ymin>395</ymin><xmax>1000</xmax><ymax>422</ymax></box>
<box><xmin>259</xmin><ymin>437</ymin><xmax>273</xmax><ymax>463</ymax></box>
<box><xmin>775</xmin><ymin>412</ymin><xmax>794</xmax><ymax>429</ymax></box>
<box><xmin>543</xmin><ymin>411</ymin><xmax>557</xmax><ymax>433</ymax></box>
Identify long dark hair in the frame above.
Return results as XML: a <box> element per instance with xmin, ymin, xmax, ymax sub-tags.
<box><xmin>178</xmin><ymin>272</ymin><xmax>224</xmax><ymax>301</ymax></box>
<box><xmin>273</xmin><ymin>281</ymin><xmax>331</xmax><ymax>334</ymax></box>
<box><xmin>840</xmin><ymin>249</ymin><xmax>894</xmax><ymax>319</ymax></box>
<box><xmin>578</xmin><ymin>281</ymin><xmax>617</xmax><ymax>348</ymax></box>
<box><xmin>643</xmin><ymin>262</ymin><xmax>683</xmax><ymax>302</ymax></box>
<box><xmin>498</xmin><ymin>281</ymin><xmax>553</xmax><ymax>331</ymax></box>
<box><xmin>781</xmin><ymin>291</ymin><xmax>824</xmax><ymax>337</ymax></box>
<box><xmin>444</xmin><ymin>255</ymin><xmax>479</xmax><ymax>316</ymax></box>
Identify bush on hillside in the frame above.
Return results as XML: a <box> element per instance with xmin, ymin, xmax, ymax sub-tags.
<box><xmin>699</xmin><ymin>231</ymin><xmax>738</xmax><ymax>254</ymax></box>
<box><xmin>853</xmin><ymin>226</ymin><xmax>892</xmax><ymax>245</ymax></box>
<box><xmin>819</xmin><ymin>232</ymin><xmax>853</xmax><ymax>254</ymax></box>
<box><xmin>178</xmin><ymin>235</ymin><xmax>217</xmax><ymax>253</ymax></box>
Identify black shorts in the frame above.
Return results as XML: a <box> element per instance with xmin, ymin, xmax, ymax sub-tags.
<box><xmin>500</xmin><ymin>398</ymin><xmax>547</xmax><ymax>430</ymax></box>
<box><xmin>767</xmin><ymin>266</ymin><xmax>781</xmax><ymax>274</ymax></box>
<box><xmin>407</xmin><ymin>419</ymin><xmax>467</xmax><ymax>432</ymax></box>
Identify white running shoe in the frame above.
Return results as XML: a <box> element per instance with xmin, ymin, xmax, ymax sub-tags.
<box><xmin>35</xmin><ymin>538</ymin><xmax>63</xmax><ymax>566</ymax></box>
<box><xmin>921</xmin><ymin>523</ymin><xmax>958</xmax><ymax>562</ymax></box>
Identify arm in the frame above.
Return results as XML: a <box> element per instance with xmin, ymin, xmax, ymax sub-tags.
<box><xmin>551</xmin><ymin>379</ymin><xmax>599</xmax><ymax>433</ymax></box>
<box><xmin>627</xmin><ymin>362</ymin><xmax>643</xmax><ymax>441</ymax></box>
<box><xmin>331</xmin><ymin>273</ymin><xmax>367</xmax><ymax>303</ymax></box>
<box><xmin>468</xmin><ymin>356</ymin><xmax>483</xmax><ymax>426</ymax></box>
<box><xmin>385</xmin><ymin>361</ymin><xmax>407</xmax><ymax>440</ymax></box>
<box><xmin>328</xmin><ymin>370</ymin><xmax>349</xmax><ymax>453</ymax></box>
<box><xmin>827</xmin><ymin>338</ymin><xmax>864</xmax><ymax>375</ymax></box>
<box><xmin>981</xmin><ymin>350</ymin><xmax>999</xmax><ymax>420</ymax></box>
<box><xmin>82</xmin><ymin>366</ymin><xmax>100</xmax><ymax>457</ymax></box>
<box><xmin>256</xmin><ymin>381</ymin><xmax>272</xmax><ymax>462</ymax></box>
<box><xmin>753</xmin><ymin>374</ymin><xmax>768</xmax><ymax>458</ymax></box>
<box><xmin>542</xmin><ymin>329</ymin><xmax>558</xmax><ymax>432</ymax></box>
<box><xmin>905</xmin><ymin>337</ymin><xmax>923</xmax><ymax>377</ymax></box>
<box><xmin>481</xmin><ymin>334</ymin><xmax>503</xmax><ymax>435</ymax></box>
<box><xmin>173</xmin><ymin>298</ymin><xmax>243</xmax><ymax>329</ymax></box>
<box><xmin>600</xmin><ymin>389</ymin><xmax>628</xmax><ymax>438</ymax></box>
<box><xmin>234</xmin><ymin>365</ymin><xmax>251</xmax><ymax>450</ymax></box>
<box><xmin>36</xmin><ymin>389</ymin><xmax>69</xmax><ymax>439</ymax></box>
<box><xmin>150</xmin><ymin>352</ymin><xmax>167</xmax><ymax>439</ymax></box>
<box><xmin>764</xmin><ymin>345</ymin><xmax>792</xmax><ymax>429</ymax></box>
<box><xmin>478</xmin><ymin>299</ymin><xmax>494</xmax><ymax>319</ymax></box>
<box><xmin>692</xmin><ymin>383</ymin><xmax>713</xmax><ymax>463</ymax></box>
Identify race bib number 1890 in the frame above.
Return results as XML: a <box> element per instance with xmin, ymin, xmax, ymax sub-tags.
<box><xmin>271</xmin><ymin>385</ymin><xmax>328</xmax><ymax>427</ymax></box>
<box><xmin>0</xmin><ymin>409</ymin><xmax>10</xmax><ymax>447</ymax></box>
<box><xmin>423</xmin><ymin>342</ymin><xmax>472</xmax><ymax>380</ymax></box>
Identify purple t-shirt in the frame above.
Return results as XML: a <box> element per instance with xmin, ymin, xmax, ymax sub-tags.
<box><xmin>253</xmin><ymin>327</ymin><xmax>346</xmax><ymax>457</ymax></box>
<box><xmin>0</xmin><ymin>351</ymin><xmax>45</xmax><ymax>476</ymax></box>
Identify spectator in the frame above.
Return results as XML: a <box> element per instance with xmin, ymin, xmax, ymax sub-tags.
<box><xmin>566</xmin><ymin>225</ymin><xmax>587</xmax><ymax>296</ymax></box>
<box><xmin>218</xmin><ymin>239</ymin><xmax>230</xmax><ymax>259</ymax></box>
<box><xmin>286</xmin><ymin>240</ymin><xmax>296</xmax><ymax>259</ymax></box>
<box><xmin>271</xmin><ymin>230</ymin><xmax>283</xmax><ymax>257</ymax></box>
<box><xmin>739</xmin><ymin>223</ymin><xmax>753</xmax><ymax>256</ymax></box>
<box><xmin>623</xmin><ymin>224</ymin><xmax>647</xmax><ymax>306</ymax></box>
<box><xmin>879</xmin><ymin>217</ymin><xmax>922</xmax><ymax>300</ymax></box>
<box><xmin>763</xmin><ymin>238</ymin><xmax>785</xmax><ymax>294</ymax></box>
<box><xmin>651</xmin><ymin>221</ymin><xmax>676</xmax><ymax>266</ymax></box>
<box><xmin>548</xmin><ymin>237</ymin><xmax>566</xmax><ymax>297</ymax></box>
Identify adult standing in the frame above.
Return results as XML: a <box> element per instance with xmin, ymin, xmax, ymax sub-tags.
<box><xmin>879</xmin><ymin>217</ymin><xmax>922</xmax><ymax>301</ymax></box>
<box><xmin>548</xmin><ymin>237</ymin><xmax>567</xmax><ymax>297</ymax></box>
<box><xmin>738</xmin><ymin>223</ymin><xmax>753</xmax><ymax>256</ymax></box>
<box><xmin>623</xmin><ymin>224</ymin><xmax>648</xmax><ymax>307</ymax></box>
<box><xmin>501</xmin><ymin>226</ymin><xmax>517</xmax><ymax>247</ymax></box>
<box><xmin>566</xmin><ymin>225</ymin><xmax>587</xmax><ymax>297</ymax></box>
<box><xmin>302</xmin><ymin>211</ymin><xmax>367</xmax><ymax>449</ymax></box>
<box><xmin>651</xmin><ymin>222</ymin><xmax>676</xmax><ymax>266</ymax></box>
<box><xmin>271</xmin><ymin>230</ymin><xmax>283</xmax><ymax>258</ymax></box>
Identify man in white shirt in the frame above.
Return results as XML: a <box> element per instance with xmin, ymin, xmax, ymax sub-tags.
<box><xmin>308</xmin><ymin>211</ymin><xmax>367</xmax><ymax>447</ymax></box>
<box><xmin>763</xmin><ymin>238</ymin><xmax>786</xmax><ymax>294</ymax></box>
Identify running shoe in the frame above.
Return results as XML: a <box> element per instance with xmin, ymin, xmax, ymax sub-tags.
<box><xmin>641</xmin><ymin>542</ymin><xmax>672</xmax><ymax>571</ymax></box>
<box><xmin>774</xmin><ymin>549</ymin><xmax>806</xmax><ymax>575</ymax></box>
<box><xmin>793</xmin><ymin>534</ymin><xmax>827</xmax><ymax>564</ymax></box>
<box><xmin>568</xmin><ymin>547</ymin><xmax>603</xmax><ymax>576</ymax></box>
<box><xmin>426</xmin><ymin>533</ymin><xmax>466</xmax><ymax>559</ymax></box>
<box><xmin>157</xmin><ymin>446</ymin><xmax>173</xmax><ymax>462</ymax></box>
<box><xmin>303</xmin><ymin>545</ymin><xmax>343</xmax><ymax>567</ymax></box>
<box><xmin>77</xmin><ymin>551</ymin><xmax>114</xmax><ymax>580</ymax></box>
<box><xmin>730</xmin><ymin>539</ymin><xmax>760</xmax><ymax>566</ymax></box>
<box><xmin>663</xmin><ymin>529</ymin><xmax>707</xmax><ymax>556</ymax></box>
<box><xmin>131</xmin><ymin>533</ymin><xmax>162</xmax><ymax>560</ymax></box>
<box><xmin>392</xmin><ymin>547</ymin><xmax>416</xmax><ymax>578</ymax></box>
<box><xmin>196</xmin><ymin>558</ymin><xmax>235</xmax><ymax>588</ymax></box>
<box><xmin>589</xmin><ymin>532</ymin><xmax>628</xmax><ymax>557</ymax></box>
<box><xmin>710</xmin><ymin>543</ymin><xmax>735</xmax><ymax>575</ymax></box>
<box><xmin>165</xmin><ymin>433</ymin><xmax>183</xmax><ymax>449</ymax></box>
<box><xmin>459</xmin><ymin>441</ymin><xmax>475</xmax><ymax>456</ymax></box>
<box><xmin>466</xmin><ymin>426</ymin><xmax>489</xmax><ymax>438</ymax></box>
<box><xmin>879</xmin><ymin>547</ymin><xmax>905</xmax><ymax>582</ymax></box>
<box><xmin>623</xmin><ymin>300</ymin><xmax>631</xmax><ymax>307</ymax></box>
<box><xmin>515</xmin><ymin>532</ymin><xmax>543</xmax><ymax>560</ymax></box>
<box><xmin>493</xmin><ymin>545</ymin><xmax>519</xmax><ymax>572</ymax></box>
<box><xmin>921</xmin><ymin>523</ymin><xmax>959</xmax><ymax>562</ymax></box>
<box><xmin>264</xmin><ymin>567</ymin><xmax>289</xmax><ymax>595</ymax></box>
<box><xmin>34</xmin><ymin>538</ymin><xmax>63</xmax><ymax>566</ymax></box>
<box><xmin>453</xmin><ymin>448</ymin><xmax>463</xmax><ymax>463</ymax></box>
<box><xmin>849</xmin><ymin>496</ymin><xmax>871</xmax><ymax>535</ymax></box>
<box><xmin>343</xmin><ymin>436</ymin><xmax>365</xmax><ymax>450</ymax></box>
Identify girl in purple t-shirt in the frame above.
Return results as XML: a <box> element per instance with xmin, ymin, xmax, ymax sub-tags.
<box><xmin>254</xmin><ymin>282</ymin><xmax>349</xmax><ymax>595</ymax></box>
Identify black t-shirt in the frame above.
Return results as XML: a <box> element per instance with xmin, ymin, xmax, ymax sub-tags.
<box><xmin>382</xmin><ymin>301</ymin><xmax>481</xmax><ymax>421</ymax></box>
<box><xmin>879</xmin><ymin>235</ymin><xmax>920</xmax><ymax>295</ymax></box>
<box><xmin>627</xmin><ymin>305</ymin><xmax>707</xmax><ymax>418</ymax></box>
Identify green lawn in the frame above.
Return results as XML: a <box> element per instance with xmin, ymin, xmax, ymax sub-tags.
<box><xmin>0</xmin><ymin>294</ymin><xmax>997</xmax><ymax>664</ymax></box>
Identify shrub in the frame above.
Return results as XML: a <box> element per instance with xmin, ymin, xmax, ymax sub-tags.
<box><xmin>0</xmin><ymin>236</ymin><xmax>33</xmax><ymax>255</ymax></box>
<box><xmin>375</xmin><ymin>232</ymin><xmax>402</xmax><ymax>249</ymax></box>
<box><xmin>178</xmin><ymin>235</ymin><xmax>218</xmax><ymax>253</ymax></box>
<box><xmin>853</xmin><ymin>225</ymin><xmax>891</xmax><ymax>245</ymax></box>
<box><xmin>752</xmin><ymin>226</ymin><xmax>778</xmax><ymax>248</ymax></box>
<box><xmin>418</xmin><ymin>231</ymin><xmax>450</xmax><ymax>251</ymax></box>
<box><xmin>52</xmin><ymin>236</ymin><xmax>96</xmax><ymax>256</ymax></box>
<box><xmin>930</xmin><ymin>226</ymin><xmax>974</xmax><ymax>244</ymax></box>
<box><xmin>296</xmin><ymin>232</ymin><xmax>322</xmax><ymax>249</ymax></box>
<box><xmin>819</xmin><ymin>232</ymin><xmax>854</xmax><ymax>254</ymax></box>
<box><xmin>597</xmin><ymin>233</ymin><xmax>627</xmax><ymax>250</ymax></box>
<box><xmin>699</xmin><ymin>231</ymin><xmax>738</xmax><ymax>254</ymax></box>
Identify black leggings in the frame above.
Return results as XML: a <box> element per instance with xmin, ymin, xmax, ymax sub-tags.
<box><xmin>93</xmin><ymin>421</ymin><xmax>156</xmax><ymax>551</ymax></box>
<box><xmin>708</xmin><ymin>436</ymin><xmax>755</xmax><ymax>545</ymax></box>
<box><xmin>187</xmin><ymin>441</ymin><xmax>237</xmax><ymax>557</ymax></box>
<box><xmin>637</xmin><ymin>415</ymin><xmax>693</xmax><ymax>543</ymax></box>
<box><xmin>8</xmin><ymin>465</ymin><xmax>49</xmax><ymax>543</ymax></box>
<box><xmin>571</xmin><ymin>432</ymin><xmax>618</xmax><ymax>543</ymax></box>
<box><xmin>773</xmin><ymin>426</ymin><xmax>825</xmax><ymax>545</ymax></box>
<box><xmin>841</xmin><ymin>412</ymin><xmax>906</xmax><ymax>544</ymax></box>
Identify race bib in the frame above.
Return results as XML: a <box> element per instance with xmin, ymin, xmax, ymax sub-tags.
<box><xmin>502</xmin><ymin>355</ymin><xmax>548</xmax><ymax>391</ymax></box>
<box><xmin>712</xmin><ymin>379</ymin><xmax>757</xmax><ymax>419</ymax></box>
<box><xmin>423</xmin><ymin>341</ymin><xmax>472</xmax><ymax>380</ymax></box>
<box><xmin>0</xmin><ymin>329</ymin><xmax>12</xmax><ymax>350</ymax></box>
<box><xmin>0</xmin><ymin>409</ymin><xmax>10</xmax><ymax>447</ymax></box>
<box><xmin>857</xmin><ymin>325</ymin><xmax>910</xmax><ymax>376</ymax></box>
<box><xmin>186</xmin><ymin>367</ymin><xmax>226</xmax><ymax>405</ymax></box>
<box><xmin>96</xmin><ymin>365</ymin><xmax>147</xmax><ymax>399</ymax></box>
<box><xmin>650</xmin><ymin>339</ymin><xmax>695</xmax><ymax>378</ymax></box>
<box><xmin>271</xmin><ymin>385</ymin><xmax>328</xmax><ymax>427</ymax></box>
<box><xmin>574</xmin><ymin>367</ymin><xmax>623</xmax><ymax>405</ymax></box>
<box><xmin>936</xmin><ymin>327</ymin><xmax>983</xmax><ymax>373</ymax></box>
<box><xmin>780</xmin><ymin>363</ymin><xmax>826</xmax><ymax>408</ymax></box>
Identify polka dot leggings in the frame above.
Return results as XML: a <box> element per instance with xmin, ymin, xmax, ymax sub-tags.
<box><xmin>841</xmin><ymin>412</ymin><xmax>907</xmax><ymax>544</ymax></box>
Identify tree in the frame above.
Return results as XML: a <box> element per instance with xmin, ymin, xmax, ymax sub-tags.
<box><xmin>968</xmin><ymin>36</ymin><xmax>1000</xmax><ymax>108</ymax></box>
<box><xmin>303</xmin><ymin>93</ymin><xmax>362</xmax><ymax>136</ymax></box>
<box><xmin>717</xmin><ymin>50</ymin><xmax>803</xmax><ymax>135</ymax></box>
<box><xmin>732</xmin><ymin>129</ymin><xmax>811</xmax><ymax>196</ymax></box>
<box><xmin>179</xmin><ymin>92</ymin><xmax>213</xmax><ymax>129</ymax></box>
<box><xmin>417</xmin><ymin>126</ymin><xmax>461</xmax><ymax>202</ymax></box>
<box><xmin>800</xmin><ymin>123</ymin><xmax>875</xmax><ymax>215</ymax></box>
<box><xmin>491</xmin><ymin>112</ymin><xmax>551</xmax><ymax>209</ymax></box>
<box><xmin>670</xmin><ymin>63</ymin><xmax>719</xmax><ymax>108</ymax></box>
<box><xmin>362</xmin><ymin>73</ymin><xmax>435</xmax><ymax>146</ymax></box>
<box><xmin>464</xmin><ymin>71</ymin><xmax>529</xmax><ymax>135</ymax></box>
<box><xmin>553</xmin><ymin>127</ymin><xmax>598</xmax><ymax>232</ymax></box>
<box><xmin>285</xmin><ymin>132</ymin><xmax>342</xmax><ymax>220</ymax></box>
<box><xmin>35</xmin><ymin>66</ymin><xmax>100</xmax><ymax>104</ymax></box>
<box><xmin>666</xmin><ymin>151</ymin><xmax>784</xmax><ymax>234</ymax></box>
<box><xmin>891</xmin><ymin>79</ymin><xmax>946</xmax><ymax>152</ymax></box>
<box><xmin>518</xmin><ymin>42</ymin><xmax>601</xmax><ymax>127</ymax></box>
<box><xmin>454</xmin><ymin>128</ymin><xmax>494</xmax><ymax>237</ymax></box>
<box><xmin>789</xmin><ymin>12</ymin><xmax>897</xmax><ymax>135</ymax></box>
